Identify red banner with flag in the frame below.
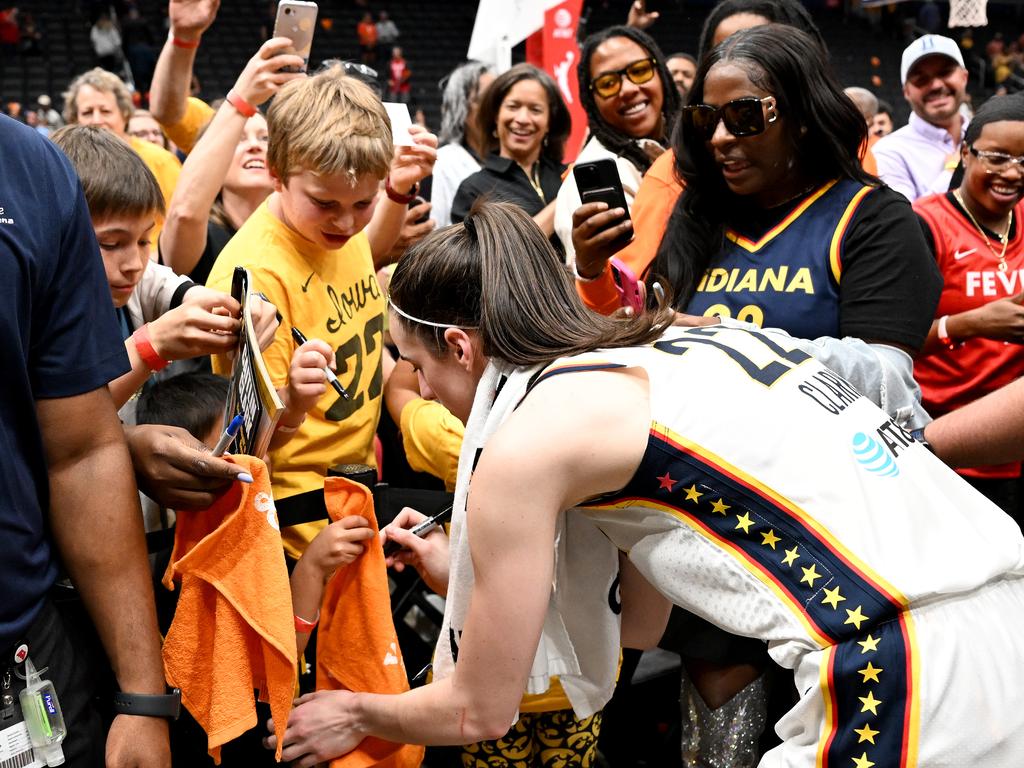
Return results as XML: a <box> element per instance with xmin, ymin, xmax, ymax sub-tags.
<box><xmin>526</xmin><ymin>0</ymin><xmax>587</xmax><ymax>163</ymax></box>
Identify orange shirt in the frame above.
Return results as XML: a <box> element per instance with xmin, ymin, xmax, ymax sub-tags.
<box><xmin>357</xmin><ymin>21</ymin><xmax>377</xmax><ymax>47</ymax></box>
<box><xmin>576</xmin><ymin>149</ymin><xmax>682</xmax><ymax>315</ymax></box>
<box><xmin>860</xmin><ymin>135</ymin><xmax>879</xmax><ymax>176</ymax></box>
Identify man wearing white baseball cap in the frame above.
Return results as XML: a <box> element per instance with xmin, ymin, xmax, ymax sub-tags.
<box><xmin>874</xmin><ymin>34</ymin><xmax>970</xmax><ymax>201</ymax></box>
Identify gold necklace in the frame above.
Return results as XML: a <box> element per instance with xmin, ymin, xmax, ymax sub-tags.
<box><xmin>953</xmin><ymin>190</ymin><xmax>1013</xmax><ymax>272</ymax></box>
<box><xmin>527</xmin><ymin>162</ymin><xmax>546</xmax><ymax>203</ymax></box>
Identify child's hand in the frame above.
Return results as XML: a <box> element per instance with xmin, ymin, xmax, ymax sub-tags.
<box><xmin>285</xmin><ymin>338</ymin><xmax>335</xmax><ymax>415</ymax></box>
<box><xmin>388</xmin><ymin>124</ymin><xmax>438</xmax><ymax>193</ymax></box>
<box><xmin>146</xmin><ymin>293</ymin><xmax>241</xmax><ymax>361</ymax></box>
<box><xmin>305</xmin><ymin>515</ymin><xmax>376</xmax><ymax>578</ymax></box>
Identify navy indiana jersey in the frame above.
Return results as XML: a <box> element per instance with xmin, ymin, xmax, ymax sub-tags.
<box><xmin>686</xmin><ymin>178</ymin><xmax>873</xmax><ymax>339</ymax></box>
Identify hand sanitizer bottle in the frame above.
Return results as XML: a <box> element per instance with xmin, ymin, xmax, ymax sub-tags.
<box><xmin>18</xmin><ymin>657</ymin><xmax>66</xmax><ymax>766</ymax></box>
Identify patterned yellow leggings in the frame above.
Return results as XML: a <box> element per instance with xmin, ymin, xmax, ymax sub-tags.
<box><xmin>460</xmin><ymin>709</ymin><xmax>602</xmax><ymax>767</ymax></box>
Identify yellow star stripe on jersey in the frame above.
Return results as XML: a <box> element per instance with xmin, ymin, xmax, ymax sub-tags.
<box><xmin>735</xmin><ymin>512</ymin><xmax>755</xmax><ymax>533</ymax></box>
<box><xmin>781</xmin><ymin>546</ymin><xmax>800</xmax><ymax>566</ymax></box>
<box><xmin>852</xmin><ymin>752</ymin><xmax>876</xmax><ymax>768</ymax></box>
<box><xmin>845</xmin><ymin>605</ymin><xmax>869</xmax><ymax>630</ymax></box>
<box><xmin>821</xmin><ymin>585</ymin><xmax>846</xmax><ymax>609</ymax></box>
<box><xmin>859</xmin><ymin>691</ymin><xmax>882</xmax><ymax>715</ymax></box>
<box><xmin>854</xmin><ymin>723</ymin><xmax>879</xmax><ymax>745</ymax></box>
<box><xmin>760</xmin><ymin>529</ymin><xmax>781</xmax><ymax>549</ymax></box>
<box><xmin>857</xmin><ymin>634</ymin><xmax>880</xmax><ymax>654</ymax></box>
<box><xmin>684</xmin><ymin>485</ymin><xmax>703</xmax><ymax>503</ymax></box>
<box><xmin>800</xmin><ymin>563</ymin><xmax>822</xmax><ymax>587</ymax></box>
<box><xmin>858</xmin><ymin>662</ymin><xmax>883</xmax><ymax>684</ymax></box>
<box><xmin>710</xmin><ymin>498</ymin><xmax>730</xmax><ymax>515</ymax></box>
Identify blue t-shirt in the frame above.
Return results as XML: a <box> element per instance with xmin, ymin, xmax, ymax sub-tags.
<box><xmin>0</xmin><ymin>114</ymin><xmax>129</xmax><ymax>646</ymax></box>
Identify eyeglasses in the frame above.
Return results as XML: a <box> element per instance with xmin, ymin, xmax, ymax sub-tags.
<box><xmin>590</xmin><ymin>58</ymin><xmax>658</xmax><ymax>99</ymax></box>
<box><xmin>680</xmin><ymin>96</ymin><xmax>778</xmax><ymax>141</ymax></box>
<box><xmin>969</xmin><ymin>146</ymin><xmax>1024</xmax><ymax>173</ymax></box>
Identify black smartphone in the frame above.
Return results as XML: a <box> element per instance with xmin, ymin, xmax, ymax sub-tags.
<box><xmin>409</xmin><ymin>195</ymin><xmax>429</xmax><ymax>225</ymax></box>
<box><xmin>573</xmin><ymin>158</ymin><xmax>632</xmax><ymax>246</ymax></box>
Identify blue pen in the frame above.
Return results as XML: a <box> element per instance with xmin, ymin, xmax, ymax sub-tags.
<box><xmin>212</xmin><ymin>414</ymin><xmax>245</xmax><ymax>457</ymax></box>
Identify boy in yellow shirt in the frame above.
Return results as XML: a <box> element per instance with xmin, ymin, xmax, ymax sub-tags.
<box><xmin>207</xmin><ymin>66</ymin><xmax>435</xmax><ymax>561</ymax></box>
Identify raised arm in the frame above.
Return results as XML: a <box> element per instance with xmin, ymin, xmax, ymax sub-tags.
<box><xmin>161</xmin><ymin>38</ymin><xmax>304</xmax><ymax>276</ymax></box>
<box><xmin>38</xmin><ymin>387</ymin><xmax>169</xmax><ymax>767</ymax></box>
<box><xmin>365</xmin><ymin>125</ymin><xmax>438</xmax><ymax>269</ymax></box>
<box><xmin>150</xmin><ymin>0</ymin><xmax>220</xmax><ymax>127</ymax></box>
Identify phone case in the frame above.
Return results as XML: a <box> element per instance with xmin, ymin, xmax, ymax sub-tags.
<box><xmin>274</xmin><ymin>1</ymin><xmax>318</xmax><ymax>72</ymax></box>
<box><xmin>611</xmin><ymin>257</ymin><xmax>645</xmax><ymax>314</ymax></box>
<box><xmin>573</xmin><ymin>159</ymin><xmax>630</xmax><ymax>215</ymax></box>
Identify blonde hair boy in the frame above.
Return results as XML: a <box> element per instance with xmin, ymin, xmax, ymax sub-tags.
<box><xmin>267</xmin><ymin>64</ymin><xmax>392</xmax><ymax>184</ymax></box>
<box><xmin>205</xmin><ymin>66</ymin><xmax>396</xmax><ymax>564</ymax></box>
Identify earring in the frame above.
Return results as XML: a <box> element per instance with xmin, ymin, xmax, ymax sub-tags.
<box><xmin>492</xmin><ymin>128</ymin><xmax>498</xmax><ymax>138</ymax></box>
<box><xmin>543</xmin><ymin>134</ymin><xmax>549</xmax><ymax>147</ymax></box>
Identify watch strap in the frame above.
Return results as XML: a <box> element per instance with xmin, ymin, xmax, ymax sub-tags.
<box><xmin>112</xmin><ymin>689</ymin><xmax>182</xmax><ymax>719</ymax></box>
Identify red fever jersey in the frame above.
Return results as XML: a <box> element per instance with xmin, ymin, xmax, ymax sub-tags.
<box><xmin>913</xmin><ymin>192</ymin><xmax>1024</xmax><ymax>479</ymax></box>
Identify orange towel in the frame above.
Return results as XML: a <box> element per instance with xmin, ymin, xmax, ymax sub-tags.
<box><xmin>318</xmin><ymin>477</ymin><xmax>425</xmax><ymax>768</ymax></box>
<box><xmin>162</xmin><ymin>456</ymin><xmax>297</xmax><ymax>763</ymax></box>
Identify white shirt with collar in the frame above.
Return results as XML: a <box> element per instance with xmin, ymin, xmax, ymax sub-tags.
<box><xmin>873</xmin><ymin>109</ymin><xmax>968</xmax><ymax>202</ymax></box>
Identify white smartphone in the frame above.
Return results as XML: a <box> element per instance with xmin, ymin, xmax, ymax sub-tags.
<box><xmin>273</xmin><ymin>0</ymin><xmax>318</xmax><ymax>73</ymax></box>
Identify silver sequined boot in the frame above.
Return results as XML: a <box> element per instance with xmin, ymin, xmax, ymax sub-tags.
<box><xmin>679</xmin><ymin>669</ymin><xmax>767</xmax><ymax>768</ymax></box>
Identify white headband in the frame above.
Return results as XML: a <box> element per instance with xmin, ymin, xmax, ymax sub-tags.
<box><xmin>388</xmin><ymin>295</ymin><xmax>479</xmax><ymax>330</ymax></box>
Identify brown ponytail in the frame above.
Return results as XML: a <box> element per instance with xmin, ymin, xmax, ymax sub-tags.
<box><xmin>389</xmin><ymin>202</ymin><xmax>674</xmax><ymax>366</ymax></box>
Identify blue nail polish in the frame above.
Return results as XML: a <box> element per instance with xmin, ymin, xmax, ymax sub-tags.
<box><xmin>236</xmin><ymin>472</ymin><xmax>254</xmax><ymax>484</ymax></box>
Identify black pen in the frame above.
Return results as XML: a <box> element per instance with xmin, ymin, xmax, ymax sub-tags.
<box><xmin>382</xmin><ymin>505</ymin><xmax>453</xmax><ymax>557</ymax></box>
<box><xmin>291</xmin><ymin>326</ymin><xmax>350</xmax><ymax>400</ymax></box>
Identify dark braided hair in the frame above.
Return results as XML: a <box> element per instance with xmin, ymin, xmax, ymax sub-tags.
<box><xmin>697</xmin><ymin>0</ymin><xmax>826</xmax><ymax>59</ymax></box>
<box><xmin>577</xmin><ymin>25</ymin><xmax>680</xmax><ymax>174</ymax></box>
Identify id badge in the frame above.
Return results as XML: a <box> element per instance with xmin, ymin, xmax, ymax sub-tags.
<box><xmin>0</xmin><ymin>668</ymin><xmax>44</xmax><ymax>768</ymax></box>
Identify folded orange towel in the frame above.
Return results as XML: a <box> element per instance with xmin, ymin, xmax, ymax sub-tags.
<box><xmin>318</xmin><ymin>477</ymin><xmax>425</xmax><ymax>768</ymax></box>
<box><xmin>162</xmin><ymin>456</ymin><xmax>297</xmax><ymax>763</ymax></box>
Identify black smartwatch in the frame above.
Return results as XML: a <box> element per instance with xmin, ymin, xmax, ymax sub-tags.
<box><xmin>112</xmin><ymin>689</ymin><xmax>182</xmax><ymax>719</ymax></box>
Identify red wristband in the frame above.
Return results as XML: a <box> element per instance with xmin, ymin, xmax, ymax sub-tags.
<box><xmin>170</xmin><ymin>34</ymin><xmax>200</xmax><ymax>50</ymax></box>
<box><xmin>294</xmin><ymin>612</ymin><xmax>319</xmax><ymax>633</ymax></box>
<box><xmin>385</xmin><ymin>175</ymin><xmax>418</xmax><ymax>205</ymax></box>
<box><xmin>226</xmin><ymin>89</ymin><xmax>257</xmax><ymax>118</ymax></box>
<box><xmin>132</xmin><ymin>324</ymin><xmax>170</xmax><ymax>372</ymax></box>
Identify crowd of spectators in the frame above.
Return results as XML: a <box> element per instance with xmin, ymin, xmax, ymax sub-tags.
<box><xmin>2</xmin><ymin>0</ymin><xmax>1024</xmax><ymax>767</ymax></box>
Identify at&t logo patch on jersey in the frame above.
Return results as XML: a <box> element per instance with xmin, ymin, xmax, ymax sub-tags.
<box><xmin>852</xmin><ymin>432</ymin><xmax>900</xmax><ymax>478</ymax></box>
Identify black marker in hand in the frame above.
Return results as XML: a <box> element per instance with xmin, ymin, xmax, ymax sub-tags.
<box><xmin>290</xmin><ymin>326</ymin><xmax>350</xmax><ymax>400</ymax></box>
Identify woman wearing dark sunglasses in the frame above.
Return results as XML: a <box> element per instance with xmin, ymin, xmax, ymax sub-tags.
<box><xmin>555</xmin><ymin>26</ymin><xmax>678</xmax><ymax>266</ymax></box>
<box><xmin>649</xmin><ymin>25</ymin><xmax>938</xmax><ymax>344</ymax></box>
<box><xmin>571</xmin><ymin>0</ymin><xmax>827</xmax><ymax>312</ymax></box>
<box><xmin>912</xmin><ymin>93</ymin><xmax>1024</xmax><ymax>524</ymax></box>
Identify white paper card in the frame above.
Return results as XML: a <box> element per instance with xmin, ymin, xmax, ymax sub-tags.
<box><xmin>383</xmin><ymin>102</ymin><xmax>414</xmax><ymax>146</ymax></box>
<box><xmin>0</xmin><ymin>721</ymin><xmax>44</xmax><ymax>767</ymax></box>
